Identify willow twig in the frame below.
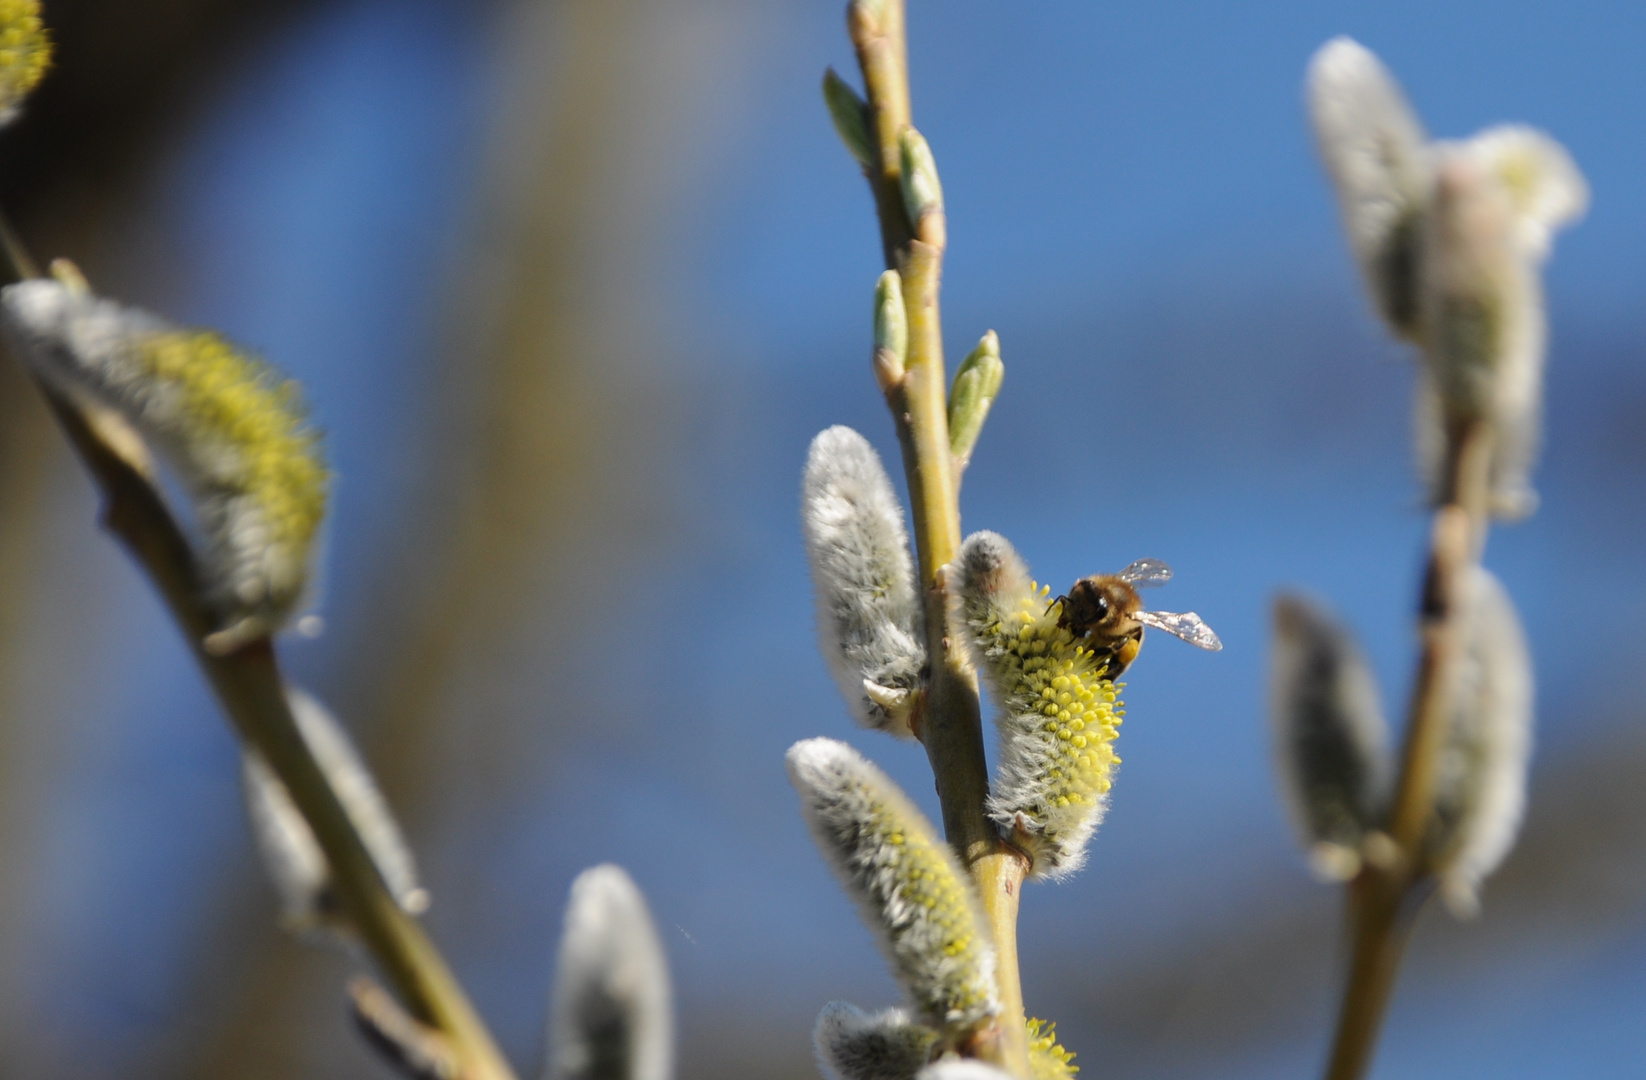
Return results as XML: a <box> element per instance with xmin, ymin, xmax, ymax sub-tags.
<box><xmin>846</xmin><ymin>2</ymin><xmax>1029</xmax><ymax>1072</ymax></box>
<box><xmin>0</xmin><ymin>228</ymin><xmax>517</xmax><ymax>1080</ymax></box>
<box><xmin>1322</xmin><ymin>422</ymin><xmax>1493</xmax><ymax>1080</ymax></box>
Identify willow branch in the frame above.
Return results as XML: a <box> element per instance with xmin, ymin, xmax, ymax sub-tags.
<box><xmin>24</xmin><ymin>381</ymin><xmax>517</xmax><ymax>1080</ymax></box>
<box><xmin>1322</xmin><ymin>421</ymin><xmax>1493</xmax><ymax>1080</ymax></box>
<box><xmin>847</xmin><ymin>2</ymin><xmax>1028</xmax><ymax>1072</ymax></box>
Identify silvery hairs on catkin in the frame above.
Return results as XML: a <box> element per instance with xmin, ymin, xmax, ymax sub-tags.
<box><xmin>1270</xmin><ymin>594</ymin><xmax>1393</xmax><ymax>881</ymax></box>
<box><xmin>547</xmin><ymin>865</ymin><xmax>673</xmax><ymax>1080</ymax></box>
<box><xmin>1427</xmin><ymin>566</ymin><xmax>1534</xmax><ymax>918</ymax></box>
<box><xmin>814</xmin><ymin>1003</ymin><xmax>938</xmax><ymax>1080</ymax></box>
<box><xmin>242</xmin><ymin>688</ymin><xmax>427</xmax><ymax>937</ymax></box>
<box><xmin>802</xmin><ymin>426</ymin><xmax>926</xmax><ymax>737</ymax></box>
<box><xmin>786</xmin><ymin>738</ymin><xmax>998</xmax><ymax>1033</ymax></box>
<box><xmin>0</xmin><ymin>277</ymin><xmax>328</xmax><ymax>652</ymax></box>
<box><xmin>953</xmin><ymin>531</ymin><xmax>1125</xmax><ymax>881</ymax></box>
<box><xmin>1307</xmin><ymin>36</ymin><xmax>1586</xmax><ymax>519</ymax></box>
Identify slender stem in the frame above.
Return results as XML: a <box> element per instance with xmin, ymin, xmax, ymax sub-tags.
<box><xmin>0</xmin><ymin>213</ymin><xmax>515</xmax><ymax>1080</ymax></box>
<box><xmin>1321</xmin><ymin>421</ymin><xmax>1493</xmax><ymax>1080</ymax></box>
<box><xmin>848</xmin><ymin>2</ymin><xmax>1028</xmax><ymax>1072</ymax></box>
<box><xmin>40</xmin><ymin>391</ymin><xmax>518</xmax><ymax>1080</ymax></box>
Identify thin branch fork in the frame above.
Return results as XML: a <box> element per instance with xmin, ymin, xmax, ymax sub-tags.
<box><xmin>1322</xmin><ymin>421</ymin><xmax>1494</xmax><ymax>1080</ymax></box>
<box><xmin>847</xmin><ymin>2</ymin><xmax>1030</xmax><ymax>1073</ymax></box>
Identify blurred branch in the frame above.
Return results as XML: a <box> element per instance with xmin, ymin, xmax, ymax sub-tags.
<box><xmin>1324</xmin><ymin>424</ymin><xmax>1492</xmax><ymax>1080</ymax></box>
<box><xmin>29</xmin><ymin>380</ymin><xmax>517</xmax><ymax>1080</ymax></box>
<box><xmin>845</xmin><ymin>2</ymin><xmax>1027</xmax><ymax>1072</ymax></box>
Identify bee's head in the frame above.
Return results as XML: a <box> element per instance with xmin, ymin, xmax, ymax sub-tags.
<box><xmin>1060</xmin><ymin>576</ymin><xmax>1142</xmax><ymax>638</ymax></box>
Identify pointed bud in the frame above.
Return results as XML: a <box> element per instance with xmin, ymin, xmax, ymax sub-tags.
<box><xmin>899</xmin><ymin>127</ymin><xmax>945</xmax><ymax>245</ymax></box>
<box><xmin>547</xmin><ymin>865</ymin><xmax>673</xmax><ymax>1080</ymax></box>
<box><xmin>947</xmin><ymin>332</ymin><xmax>1003</xmax><ymax>471</ymax></box>
<box><xmin>1</xmin><ymin>275</ymin><xmax>329</xmax><ymax>652</ymax></box>
<box><xmin>953</xmin><ymin>532</ymin><xmax>1124</xmax><ymax>880</ymax></box>
<box><xmin>814</xmin><ymin>1003</ymin><xmax>938</xmax><ymax>1080</ymax></box>
<box><xmin>1426</xmin><ymin>567</ymin><xmax>1534</xmax><ymax>917</ymax></box>
<box><xmin>0</xmin><ymin>0</ymin><xmax>50</xmax><ymax>124</ymax></box>
<box><xmin>1307</xmin><ymin>37</ymin><xmax>1431</xmax><ymax>338</ymax></box>
<box><xmin>824</xmin><ymin>68</ymin><xmax>875</xmax><ymax>169</ymax></box>
<box><xmin>802</xmin><ymin>427</ymin><xmax>926</xmax><ymax>738</ymax></box>
<box><xmin>874</xmin><ymin>270</ymin><xmax>909</xmax><ymax>389</ymax></box>
<box><xmin>242</xmin><ymin>689</ymin><xmax>427</xmax><ymax>936</ymax></box>
<box><xmin>1269</xmin><ymin>594</ymin><xmax>1393</xmax><ymax>880</ymax></box>
<box><xmin>787</xmin><ymin>738</ymin><xmax>999</xmax><ymax>1033</ymax></box>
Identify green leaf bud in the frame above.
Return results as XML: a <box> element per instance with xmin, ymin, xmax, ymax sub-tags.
<box><xmin>823</xmin><ymin>68</ymin><xmax>874</xmax><ymax>169</ymax></box>
<box><xmin>948</xmin><ymin>331</ymin><xmax>1003</xmax><ymax>470</ymax></box>
<box><xmin>898</xmin><ymin>127</ymin><xmax>944</xmax><ymax>242</ymax></box>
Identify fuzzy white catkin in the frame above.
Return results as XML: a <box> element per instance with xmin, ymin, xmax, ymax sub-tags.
<box><xmin>787</xmin><ymin>738</ymin><xmax>998</xmax><ymax>1032</ymax></box>
<box><xmin>1427</xmin><ymin>567</ymin><xmax>1534</xmax><ymax>918</ymax></box>
<box><xmin>1416</xmin><ymin>128</ymin><xmax>1586</xmax><ymax>518</ymax></box>
<box><xmin>954</xmin><ymin>532</ymin><xmax>1124</xmax><ymax>880</ymax></box>
<box><xmin>1307</xmin><ymin>36</ymin><xmax>1431</xmax><ymax>337</ymax></box>
<box><xmin>802</xmin><ymin>426</ymin><xmax>926</xmax><ymax>737</ymax></box>
<box><xmin>1270</xmin><ymin>594</ymin><xmax>1393</xmax><ymax>881</ymax></box>
<box><xmin>814</xmin><ymin>1003</ymin><xmax>938</xmax><ymax>1080</ymax></box>
<box><xmin>0</xmin><ymin>277</ymin><xmax>328</xmax><ymax>651</ymax></box>
<box><xmin>1307</xmin><ymin>37</ymin><xmax>1587</xmax><ymax>520</ymax></box>
<box><xmin>547</xmin><ymin>865</ymin><xmax>673</xmax><ymax>1080</ymax></box>
<box><xmin>242</xmin><ymin>688</ymin><xmax>427</xmax><ymax>934</ymax></box>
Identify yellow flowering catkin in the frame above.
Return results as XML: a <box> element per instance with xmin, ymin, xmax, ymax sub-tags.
<box><xmin>787</xmin><ymin>738</ymin><xmax>998</xmax><ymax>1034</ymax></box>
<box><xmin>0</xmin><ymin>0</ymin><xmax>49</xmax><ymax>120</ymax></box>
<box><xmin>0</xmin><ymin>278</ymin><xmax>328</xmax><ymax>652</ymax></box>
<box><xmin>954</xmin><ymin>532</ymin><xmax>1125</xmax><ymax>880</ymax></box>
<box><xmin>1026</xmin><ymin>1018</ymin><xmax>1077</xmax><ymax>1080</ymax></box>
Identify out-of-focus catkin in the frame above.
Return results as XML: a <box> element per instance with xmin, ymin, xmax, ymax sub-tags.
<box><xmin>1269</xmin><ymin>594</ymin><xmax>1393</xmax><ymax>881</ymax></box>
<box><xmin>1</xmin><ymin>277</ymin><xmax>329</xmax><ymax>652</ymax></box>
<box><xmin>1426</xmin><ymin>567</ymin><xmax>1534</xmax><ymax>917</ymax></box>
<box><xmin>546</xmin><ymin>865</ymin><xmax>673</xmax><ymax>1080</ymax></box>
<box><xmin>242</xmin><ymin>689</ymin><xmax>426</xmax><ymax>935</ymax></box>
<box><xmin>1307</xmin><ymin>36</ymin><xmax>1586</xmax><ymax>519</ymax></box>
<box><xmin>0</xmin><ymin>0</ymin><xmax>50</xmax><ymax>123</ymax></box>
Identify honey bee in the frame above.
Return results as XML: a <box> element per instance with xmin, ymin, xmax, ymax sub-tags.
<box><xmin>1049</xmin><ymin>558</ymin><xmax>1222</xmax><ymax>677</ymax></box>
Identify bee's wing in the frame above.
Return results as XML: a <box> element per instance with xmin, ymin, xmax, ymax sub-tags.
<box><xmin>1135</xmin><ymin>609</ymin><xmax>1222</xmax><ymax>651</ymax></box>
<box><xmin>1117</xmin><ymin>558</ymin><xmax>1172</xmax><ymax>587</ymax></box>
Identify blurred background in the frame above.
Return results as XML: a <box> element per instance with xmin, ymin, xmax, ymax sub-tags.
<box><xmin>0</xmin><ymin>0</ymin><xmax>1643</xmax><ymax>1077</ymax></box>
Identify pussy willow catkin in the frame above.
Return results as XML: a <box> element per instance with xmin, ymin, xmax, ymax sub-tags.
<box><xmin>1426</xmin><ymin>566</ymin><xmax>1534</xmax><ymax>917</ymax></box>
<box><xmin>787</xmin><ymin>738</ymin><xmax>998</xmax><ymax>1033</ymax></box>
<box><xmin>0</xmin><ymin>0</ymin><xmax>50</xmax><ymax>122</ymax></box>
<box><xmin>802</xmin><ymin>426</ymin><xmax>926</xmax><ymax>737</ymax></box>
<box><xmin>242</xmin><ymin>688</ymin><xmax>425</xmax><ymax>935</ymax></box>
<box><xmin>1308</xmin><ymin>36</ymin><xmax>1586</xmax><ymax>519</ymax></box>
<box><xmin>1270</xmin><ymin>593</ymin><xmax>1392</xmax><ymax>881</ymax></box>
<box><xmin>814</xmin><ymin>1003</ymin><xmax>939</xmax><ymax>1080</ymax></box>
<box><xmin>547</xmin><ymin>865</ymin><xmax>673</xmax><ymax>1080</ymax></box>
<box><xmin>954</xmin><ymin>532</ymin><xmax>1124</xmax><ymax>880</ymax></box>
<box><xmin>1</xmin><ymin>278</ymin><xmax>328</xmax><ymax>652</ymax></box>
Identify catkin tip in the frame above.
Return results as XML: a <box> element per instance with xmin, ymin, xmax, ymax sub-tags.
<box><xmin>547</xmin><ymin>864</ymin><xmax>674</xmax><ymax>1080</ymax></box>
